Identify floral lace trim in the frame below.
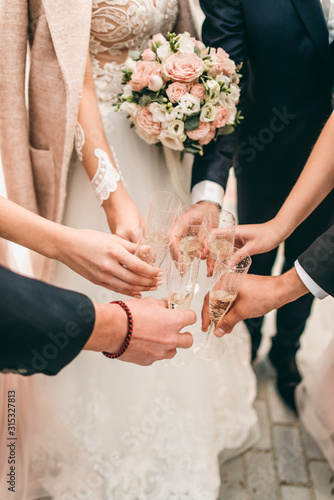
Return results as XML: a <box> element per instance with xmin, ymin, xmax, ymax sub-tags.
<box><xmin>91</xmin><ymin>147</ymin><xmax>121</xmax><ymax>204</ymax></box>
<box><xmin>74</xmin><ymin>122</ymin><xmax>85</xmax><ymax>161</ymax></box>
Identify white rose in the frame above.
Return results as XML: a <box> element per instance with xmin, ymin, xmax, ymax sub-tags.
<box><xmin>167</xmin><ymin>119</ymin><xmax>185</xmax><ymax>137</ymax></box>
<box><xmin>178</xmin><ymin>37</ymin><xmax>196</xmax><ymax>55</ymax></box>
<box><xmin>157</xmin><ymin>44</ymin><xmax>172</xmax><ymax>61</ymax></box>
<box><xmin>200</xmin><ymin>103</ymin><xmax>217</xmax><ymax>122</ymax></box>
<box><xmin>148</xmin><ymin>75</ymin><xmax>163</xmax><ymax>92</ymax></box>
<box><xmin>120</xmin><ymin>101</ymin><xmax>138</xmax><ymax>117</ymax></box>
<box><xmin>149</xmin><ymin>102</ymin><xmax>171</xmax><ymax>123</ymax></box>
<box><xmin>226</xmin><ymin>104</ymin><xmax>237</xmax><ymax>124</ymax></box>
<box><xmin>229</xmin><ymin>84</ymin><xmax>240</xmax><ymax>104</ymax></box>
<box><xmin>159</xmin><ymin>130</ymin><xmax>184</xmax><ymax>151</ymax></box>
<box><xmin>121</xmin><ymin>84</ymin><xmax>133</xmax><ymax>98</ymax></box>
<box><xmin>124</xmin><ymin>58</ymin><xmax>136</xmax><ymax>73</ymax></box>
<box><xmin>215</xmin><ymin>74</ymin><xmax>230</xmax><ymax>88</ymax></box>
<box><xmin>170</xmin><ymin>104</ymin><xmax>184</xmax><ymax>121</ymax></box>
<box><xmin>179</xmin><ymin>93</ymin><xmax>201</xmax><ymax>115</ymax></box>
<box><xmin>206</xmin><ymin>79</ymin><xmax>221</xmax><ymax>103</ymax></box>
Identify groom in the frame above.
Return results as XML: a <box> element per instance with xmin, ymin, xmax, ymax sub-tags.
<box><xmin>193</xmin><ymin>0</ymin><xmax>334</xmax><ymax>408</ymax></box>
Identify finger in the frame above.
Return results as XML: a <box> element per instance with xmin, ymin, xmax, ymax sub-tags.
<box><xmin>157</xmin><ymin>298</ymin><xmax>169</xmax><ymax>309</ymax></box>
<box><xmin>201</xmin><ymin>292</ymin><xmax>210</xmax><ymax>331</ymax></box>
<box><xmin>110</xmin><ymin>263</ymin><xmax>163</xmax><ymax>287</ymax></box>
<box><xmin>165</xmin><ymin>349</ymin><xmax>177</xmax><ymax>359</ymax></box>
<box><xmin>177</xmin><ymin>310</ymin><xmax>197</xmax><ymax>329</ymax></box>
<box><xmin>176</xmin><ymin>332</ymin><xmax>193</xmax><ymax>349</ymax></box>
<box><xmin>206</xmin><ymin>256</ymin><xmax>215</xmax><ymax>277</ymax></box>
<box><xmin>100</xmin><ymin>277</ymin><xmax>159</xmax><ymax>295</ymax></box>
<box><xmin>120</xmin><ymin>251</ymin><xmax>164</xmax><ymax>278</ymax></box>
<box><xmin>214</xmin><ymin>308</ymin><xmax>240</xmax><ymax>335</ymax></box>
<box><xmin>115</xmin><ymin>238</ymin><xmax>138</xmax><ymax>254</ymax></box>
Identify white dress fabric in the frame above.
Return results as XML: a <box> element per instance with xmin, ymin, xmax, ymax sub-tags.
<box><xmin>27</xmin><ymin>2</ymin><xmax>259</xmax><ymax>499</ymax></box>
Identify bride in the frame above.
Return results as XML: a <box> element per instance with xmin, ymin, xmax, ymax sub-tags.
<box><xmin>5</xmin><ymin>1</ymin><xmax>259</xmax><ymax>499</ymax></box>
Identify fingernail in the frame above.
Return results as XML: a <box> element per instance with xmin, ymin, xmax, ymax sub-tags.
<box><xmin>156</xmin><ymin>280</ymin><xmax>163</xmax><ymax>286</ymax></box>
<box><xmin>217</xmin><ymin>328</ymin><xmax>226</xmax><ymax>337</ymax></box>
<box><xmin>157</xmin><ymin>271</ymin><xmax>164</xmax><ymax>277</ymax></box>
<box><xmin>150</xmin><ymin>286</ymin><xmax>158</xmax><ymax>291</ymax></box>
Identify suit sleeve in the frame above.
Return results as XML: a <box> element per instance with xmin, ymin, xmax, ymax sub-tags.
<box><xmin>0</xmin><ymin>265</ymin><xmax>96</xmax><ymax>376</ymax></box>
<box><xmin>191</xmin><ymin>0</ymin><xmax>248</xmax><ymax>192</ymax></box>
<box><xmin>297</xmin><ymin>225</ymin><xmax>334</xmax><ymax>297</ymax></box>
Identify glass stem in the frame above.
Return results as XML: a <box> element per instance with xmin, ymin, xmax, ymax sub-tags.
<box><xmin>205</xmin><ymin>322</ymin><xmax>215</xmax><ymax>344</ymax></box>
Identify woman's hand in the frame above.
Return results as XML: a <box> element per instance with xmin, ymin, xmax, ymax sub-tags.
<box><xmin>56</xmin><ymin>227</ymin><xmax>163</xmax><ymax>296</ymax></box>
<box><xmin>234</xmin><ymin>220</ymin><xmax>283</xmax><ymax>256</ymax></box>
<box><xmin>103</xmin><ymin>185</ymin><xmax>144</xmax><ymax>243</ymax></box>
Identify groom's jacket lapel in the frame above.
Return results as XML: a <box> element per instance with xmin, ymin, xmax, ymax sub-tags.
<box><xmin>290</xmin><ymin>0</ymin><xmax>330</xmax><ymax>70</ymax></box>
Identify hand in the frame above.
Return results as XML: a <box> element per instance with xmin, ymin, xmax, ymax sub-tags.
<box><xmin>88</xmin><ymin>298</ymin><xmax>196</xmax><ymax>366</ymax></box>
<box><xmin>201</xmin><ymin>292</ymin><xmax>210</xmax><ymax>332</ymax></box>
<box><xmin>234</xmin><ymin>220</ymin><xmax>283</xmax><ymax>256</ymax></box>
<box><xmin>212</xmin><ymin>270</ymin><xmax>309</xmax><ymax>336</ymax></box>
<box><xmin>57</xmin><ymin>228</ymin><xmax>163</xmax><ymax>297</ymax></box>
<box><xmin>103</xmin><ymin>185</ymin><xmax>144</xmax><ymax>243</ymax></box>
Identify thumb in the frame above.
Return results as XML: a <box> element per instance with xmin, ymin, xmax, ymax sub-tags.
<box><xmin>214</xmin><ymin>307</ymin><xmax>241</xmax><ymax>336</ymax></box>
<box><xmin>177</xmin><ymin>309</ymin><xmax>197</xmax><ymax>329</ymax></box>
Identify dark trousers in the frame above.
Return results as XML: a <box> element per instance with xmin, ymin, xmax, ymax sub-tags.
<box><xmin>237</xmin><ymin>175</ymin><xmax>334</xmax><ymax>358</ymax></box>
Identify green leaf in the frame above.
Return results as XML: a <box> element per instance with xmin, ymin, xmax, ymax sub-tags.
<box><xmin>184</xmin><ymin>114</ymin><xmax>200</xmax><ymax>131</ymax></box>
<box><xmin>218</xmin><ymin>125</ymin><xmax>235</xmax><ymax>135</ymax></box>
<box><xmin>184</xmin><ymin>146</ymin><xmax>203</xmax><ymax>154</ymax></box>
<box><xmin>139</xmin><ymin>95</ymin><xmax>152</xmax><ymax>107</ymax></box>
<box><xmin>194</xmin><ymin>46</ymin><xmax>201</xmax><ymax>57</ymax></box>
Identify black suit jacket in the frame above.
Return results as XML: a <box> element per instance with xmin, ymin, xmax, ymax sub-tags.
<box><xmin>192</xmin><ymin>0</ymin><xmax>334</xmax><ymax>201</ymax></box>
<box><xmin>0</xmin><ymin>265</ymin><xmax>95</xmax><ymax>376</ymax></box>
<box><xmin>299</xmin><ymin>225</ymin><xmax>334</xmax><ymax>297</ymax></box>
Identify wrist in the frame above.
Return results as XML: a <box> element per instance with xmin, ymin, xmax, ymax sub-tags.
<box><xmin>49</xmin><ymin>225</ymin><xmax>76</xmax><ymax>262</ymax></box>
<box><xmin>84</xmin><ymin>303</ymin><xmax>128</xmax><ymax>352</ymax></box>
<box><xmin>275</xmin><ymin>268</ymin><xmax>309</xmax><ymax>307</ymax></box>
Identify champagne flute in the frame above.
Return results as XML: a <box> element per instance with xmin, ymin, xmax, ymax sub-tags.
<box><xmin>135</xmin><ymin>223</ymin><xmax>173</xmax><ymax>267</ymax></box>
<box><xmin>146</xmin><ymin>191</ymin><xmax>181</xmax><ymax>234</ymax></box>
<box><xmin>194</xmin><ymin>247</ymin><xmax>252</xmax><ymax>361</ymax></box>
<box><xmin>177</xmin><ymin>203</ymin><xmax>207</xmax><ymax>256</ymax></box>
<box><xmin>165</xmin><ymin>248</ymin><xmax>201</xmax><ymax>366</ymax></box>
<box><xmin>203</xmin><ymin>209</ymin><xmax>236</xmax><ymax>276</ymax></box>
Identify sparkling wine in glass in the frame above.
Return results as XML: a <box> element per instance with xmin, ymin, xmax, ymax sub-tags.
<box><xmin>203</xmin><ymin>209</ymin><xmax>236</xmax><ymax>275</ymax></box>
<box><xmin>194</xmin><ymin>247</ymin><xmax>252</xmax><ymax>361</ymax></box>
<box><xmin>177</xmin><ymin>203</ymin><xmax>207</xmax><ymax>257</ymax></box>
<box><xmin>135</xmin><ymin>223</ymin><xmax>173</xmax><ymax>268</ymax></box>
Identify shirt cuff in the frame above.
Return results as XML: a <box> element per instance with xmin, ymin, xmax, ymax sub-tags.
<box><xmin>294</xmin><ymin>260</ymin><xmax>328</xmax><ymax>299</ymax></box>
<box><xmin>191</xmin><ymin>181</ymin><xmax>225</xmax><ymax>207</ymax></box>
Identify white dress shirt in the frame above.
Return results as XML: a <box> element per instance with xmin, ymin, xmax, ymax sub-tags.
<box><xmin>321</xmin><ymin>0</ymin><xmax>334</xmax><ymax>43</ymax></box>
<box><xmin>294</xmin><ymin>259</ymin><xmax>328</xmax><ymax>299</ymax></box>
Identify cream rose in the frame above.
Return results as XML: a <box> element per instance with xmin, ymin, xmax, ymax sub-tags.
<box><xmin>200</xmin><ymin>103</ymin><xmax>217</xmax><ymax>122</ymax></box>
<box><xmin>162</xmin><ymin>53</ymin><xmax>205</xmax><ymax>84</ymax></box>
<box><xmin>159</xmin><ymin>129</ymin><xmax>184</xmax><ymax>151</ymax></box>
<box><xmin>157</xmin><ymin>44</ymin><xmax>173</xmax><ymax>61</ymax></box>
<box><xmin>130</xmin><ymin>61</ymin><xmax>160</xmax><ymax>92</ymax></box>
<box><xmin>136</xmin><ymin>106</ymin><xmax>162</xmax><ymax>136</ymax></box>
<box><xmin>206</xmin><ymin>79</ymin><xmax>221</xmax><ymax>103</ymax></box>
<box><xmin>166</xmin><ymin>82</ymin><xmax>188</xmax><ymax>103</ymax></box>
<box><xmin>190</xmin><ymin>84</ymin><xmax>206</xmax><ymax>100</ymax></box>
<box><xmin>213</xmin><ymin>106</ymin><xmax>230</xmax><ymax>128</ymax></box>
<box><xmin>178</xmin><ymin>37</ymin><xmax>196</xmax><ymax>55</ymax></box>
<box><xmin>149</xmin><ymin>102</ymin><xmax>171</xmax><ymax>123</ymax></box>
<box><xmin>167</xmin><ymin>119</ymin><xmax>185</xmax><ymax>137</ymax></box>
<box><xmin>148</xmin><ymin>75</ymin><xmax>163</xmax><ymax>92</ymax></box>
<box><xmin>179</xmin><ymin>93</ymin><xmax>201</xmax><ymax>115</ymax></box>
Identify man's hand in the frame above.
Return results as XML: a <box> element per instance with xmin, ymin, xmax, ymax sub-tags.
<box><xmin>209</xmin><ymin>270</ymin><xmax>309</xmax><ymax>336</ymax></box>
<box><xmin>87</xmin><ymin>298</ymin><xmax>196</xmax><ymax>366</ymax></box>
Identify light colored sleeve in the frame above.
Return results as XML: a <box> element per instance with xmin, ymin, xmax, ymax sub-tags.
<box><xmin>191</xmin><ymin>180</ymin><xmax>225</xmax><ymax>207</ymax></box>
<box><xmin>294</xmin><ymin>259</ymin><xmax>328</xmax><ymax>299</ymax></box>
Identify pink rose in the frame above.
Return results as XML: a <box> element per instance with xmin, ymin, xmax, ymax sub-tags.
<box><xmin>166</xmin><ymin>82</ymin><xmax>188</xmax><ymax>103</ymax></box>
<box><xmin>148</xmin><ymin>74</ymin><xmax>163</xmax><ymax>92</ymax></box>
<box><xmin>162</xmin><ymin>53</ymin><xmax>205</xmax><ymax>84</ymax></box>
<box><xmin>131</xmin><ymin>61</ymin><xmax>160</xmax><ymax>92</ymax></box>
<box><xmin>213</xmin><ymin>106</ymin><xmax>230</xmax><ymax>128</ymax></box>
<box><xmin>190</xmin><ymin>84</ymin><xmax>206</xmax><ymax>100</ymax></box>
<box><xmin>186</xmin><ymin>121</ymin><xmax>211</xmax><ymax>141</ymax></box>
<box><xmin>149</xmin><ymin>33</ymin><xmax>168</xmax><ymax>49</ymax></box>
<box><xmin>142</xmin><ymin>48</ymin><xmax>157</xmax><ymax>61</ymax></box>
<box><xmin>208</xmin><ymin>47</ymin><xmax>236</xmax><ymax>77</ymax></box>
<box><xmin>136</xmin><ymin>106</ymin><xmax>161</xmax><ymax>136</ymax></box>
<box><xmin>199</xmin><ymin>124</ymin><xmax>216</xmax><ymax>146</ymax></box>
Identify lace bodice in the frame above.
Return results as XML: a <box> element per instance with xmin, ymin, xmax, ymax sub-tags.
<box><xmin>90</xmin><ymin>0</ymin><xmax>179</xmax><ymax>103</ymax></box>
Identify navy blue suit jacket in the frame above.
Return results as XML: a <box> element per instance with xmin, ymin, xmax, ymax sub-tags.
<box><xmin>192</xmin><ymin>0</ymin><xmax>334</xmax><ymax>202</ymax></box>
<box><xmin>0</xmin><ymin>265</ymin><xmax>95</xmax><ymax>376</ymax></box>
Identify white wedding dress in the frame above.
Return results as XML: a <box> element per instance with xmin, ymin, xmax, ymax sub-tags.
<box><xmin>27</xmin><ymin>2</ymin><xmax>259</xmax><ymax>499</ymax></box>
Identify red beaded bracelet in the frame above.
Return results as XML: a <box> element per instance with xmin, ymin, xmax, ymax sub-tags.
<box><xmin>102</xmin><ymin>301</ymin><xmax>133</xmax><ymax>359</ymax></box>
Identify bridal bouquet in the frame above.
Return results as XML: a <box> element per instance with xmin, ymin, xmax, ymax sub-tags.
<box><xmin>114</xmin><ymin>32</ymin><xmax>242</xmax><ymax>154</ymax></box>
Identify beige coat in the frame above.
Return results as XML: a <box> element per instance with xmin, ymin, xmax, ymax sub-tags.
<box><xmin>0</xmin><ymin>0</ymin><xmax>197</xmax><ymax>278</ymax></box>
